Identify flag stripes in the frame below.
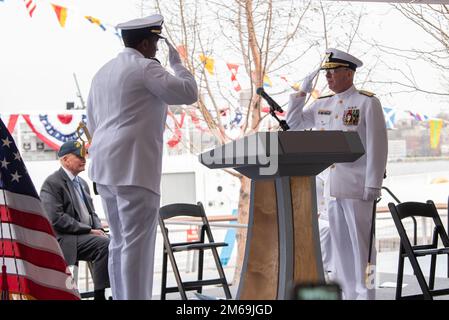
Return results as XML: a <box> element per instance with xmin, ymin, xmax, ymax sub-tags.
<box><xmin>0</xmin><ymin>114</ymin><xmax>79</xmax><ymax>300</ymax></box>
<box><xmin>1</xmin><ymin>223</ymin><xmax>63</xmax><ymax>257</ymax></box>
<box><xmin>0</xmin><ymin>189</ymin><xmax>42</xmax><ymax>215</ymax></box>
<box><xmin>5</xmin><ymin>274</ymin><xmax>78</xmax><ymax>300</ymax></box>
<box><xmin>2</xmin><ymin>257</ymin><xmax>76</xmax><ymax>296</ymax></box>
<box><xmin>0</xmin><ymin>206</ymin><xmax>55</xmax><ymax>236</ymax></box>
<box><xmin>0</xmin><ymin>240</ymin><xmax>67</xmax><ymax>272</ymax></box>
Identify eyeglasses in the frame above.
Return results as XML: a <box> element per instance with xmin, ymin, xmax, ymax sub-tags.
<box><xmin>321</xmin><ymin>67</ymin><xmax>348</xmax><ymax>75</ymax></box>
<box><xmin>147</xmin><ymin>35</ymin><xmax>161</xmax><ymax>43</ymax></box>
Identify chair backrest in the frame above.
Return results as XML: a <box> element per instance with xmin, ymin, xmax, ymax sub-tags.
<box><xmin>392</xmin><ymin>201</ymin><xmax>439</xmax><ymax>220</ymax></box>
<box><xmin>158</xmin><ymin>202</ymin><xmax>215</xmax><ymax>245</ymax></box>
<box><xmin>159</xmin><ymin>202</ymin><xmax>206</xmax><ymax>220</ymax></box>
<box><xmin>389</xmin><ymin>200</ymin><xmax>449</xmax><ymax>247</ymax></box>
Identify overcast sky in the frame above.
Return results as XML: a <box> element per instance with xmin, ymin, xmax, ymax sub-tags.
<box><xmin>0</xmin><ymin>0</ymin><xmax>134</xmax><ymax>113</ymax></box>
<box><xmin>0</xmin><ymin>0</ymin><xmax>447</xmax><ymax>119</ymax></box>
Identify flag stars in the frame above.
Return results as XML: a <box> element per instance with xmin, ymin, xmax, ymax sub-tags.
<box><xmin>2</xmin><ymin>137</ymin><xmax>12</xmax><ymax>148</ymax></box>
<box><xmin>1</xmin><ymin>157</ymin><xmax>10</xmax><ymax>169</ymax></box>
<box><xmin>11</xmin><ymin>171</ymin><xmax>22</xmax><ymax>183</ymax></box>
<box><xmin>13</xmin><ymin>152</ymin><xmax>21</xmax><ymax>161</ymax></box>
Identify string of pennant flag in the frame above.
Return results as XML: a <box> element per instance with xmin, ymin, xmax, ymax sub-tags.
<box><xmin>0</xmin><ymin>108</ymin><xmax>280</xmax><ymax>153</ymax></box>
<box><xmin>175</xmin><ymin>43</ymin><xmax>302</xmax><ymax>93</ymax></box>
<box><xmin>18</xmin><ymin>0</ymin><xmax>121</xmax><ymax>39</ymax></box>
<box><xmin>8</xmin><ymin>0</ymin><xmax>302</xmax><ymax>93</ymax></box>
<box><xmin>8</xmin><ymin>0</ymin><xmax>445</xmax><ymax>106</ymax></box>
<box><xmin>382</xmin><ymin>107</ymin><xmax>445</xmax><ymax>149</ymax></box>
<box><xmin>382</xmin><ymin>107</ymin><xmax>444</xmax><ymax>129</ymax></box>
<box><xmin>2</xmin><ymin>1</ymin><xmax>445</xmax><ymax>149</ymax></box>
<box><xmin>0</xmin><ymin>111</ymin><xmax>240</xmax><ymax>151</ymax></box>
<box><xmin>1</xmin><ymin>107</ymin><xmax>445</xmax><ymax>152</ymax></box>
<box><xmin>3</xmin><ymin>0</ymin><xmax>446</xmax><ymax>103</ymax></box>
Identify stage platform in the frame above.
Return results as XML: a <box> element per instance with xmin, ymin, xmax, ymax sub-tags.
<box><xmin>152</xmin><ymin>272</ymin><xmax>449</xmax><ymax>300</ymax></box>
<box><xmin>82</xmin><ymin>236</ymin><xmax>449</xmax><ymax>300</ymax></box>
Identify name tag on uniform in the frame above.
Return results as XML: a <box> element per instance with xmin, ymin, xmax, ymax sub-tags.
<box><xmin>343</xmin><ymin>107</ymin><xmax>360</xmax><ymax>126</ymax></box>
<box><xmin>318</xmin><ymin>110</ymin><xmax>331</xmax><ymax>115</ymax></box>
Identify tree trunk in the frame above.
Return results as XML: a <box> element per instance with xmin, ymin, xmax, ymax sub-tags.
<box><xmin>232</xmin><ymin>175</ymin><xmax>251</xmax><ymax>285</ymax></box>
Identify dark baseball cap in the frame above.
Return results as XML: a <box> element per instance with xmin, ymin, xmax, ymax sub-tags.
<box><xmin>58</xmin><ymin>140</ymin><xmax>84</xmax><ymax>158</ymax></box>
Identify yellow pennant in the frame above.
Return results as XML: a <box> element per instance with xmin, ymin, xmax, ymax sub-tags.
<box><xmin>430</xmin><ymin>119</ymin><xmax>443</xmax><ymax>149</ymax></box>
<box><xmin>263</xmin><ymin>74</ymin><xmax>272</xmax><ymax>87</ymax></box>
<box><xmin>199</xmin><ymin>54</ymin><xmax>215</xmax><ymax>75</ymax></box>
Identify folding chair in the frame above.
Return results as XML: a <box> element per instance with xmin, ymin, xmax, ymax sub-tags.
<box><xmin>68</xmin><ymin>262</ymin><xmax>95</xmax><ymax>299</ymax></box>
<box><xmin>159</xmin><ymin>202</ymin><xmax>232</xmax><ymax>300</ymax></box>
<box><xmin>382</xmin><ymin>186</ymin><xmax>418</xmax><ymax>245</ymax></box>
<box><xmin>388</xmin><ymin>200</ymin><xmax>449</xmax><ymax>300</ymax></box>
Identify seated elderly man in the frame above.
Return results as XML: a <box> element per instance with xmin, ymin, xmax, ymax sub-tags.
<box><xmin>40</xmin><ymin>140</ymin><xmax>110</xmax><ymax>300</ymax></box>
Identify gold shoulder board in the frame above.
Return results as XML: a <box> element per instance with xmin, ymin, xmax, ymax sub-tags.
<box><xmin>317</xmin><ymin>94</ymin><xmax>335</xmax><ymax>99</ymax></box>
<box><xmin>359</xmin><ymin>90</ymin><xmax>375</xmax><ymax>97</ymax></box>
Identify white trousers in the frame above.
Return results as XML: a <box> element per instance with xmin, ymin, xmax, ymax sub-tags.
<box><xmin>97</xmin><ymin>184</ymin><xmax>160</xmax><ymax>300</ymax></box>
<box><xmin>328</xmin><ymin>198</ymin><xmax>376</xmax><ymax>300</ymax></box>
<box><xmin>318</xmin><ymin>218</ymin><xmax>333</xmax><ymax>273</ymax></box>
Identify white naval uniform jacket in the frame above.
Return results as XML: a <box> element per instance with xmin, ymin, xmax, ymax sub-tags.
<box><xmin>286</xmin><ymin>85</ymin><xmax>388</xmax><ymax>200</ymax></box>
<box><xmin>87</xmin><ymin>47</ymin><xmax>198</xmax><ymax>195</ymax></box>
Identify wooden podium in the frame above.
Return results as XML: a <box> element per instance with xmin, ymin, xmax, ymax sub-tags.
<box><xmin>199</xmin><ymin>131</ymin><xmax>365</xmax><ymax>300</ymax></box>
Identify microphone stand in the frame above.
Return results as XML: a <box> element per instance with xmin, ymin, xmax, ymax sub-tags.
<box><xmin>269</xmin><ymin>106</ymin><xmax>289</xmax><ymax>131</ymax></box>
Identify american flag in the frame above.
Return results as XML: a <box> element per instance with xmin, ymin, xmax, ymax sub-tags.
<box><xmin>0</xmin><ymin>119</ymin><xmax>79</xmax><ymax>300</ymax></box>
<box><xmin>23</xmin><ymin>0</ymin><xmax>37</xmax><ymax>18</ymax></box>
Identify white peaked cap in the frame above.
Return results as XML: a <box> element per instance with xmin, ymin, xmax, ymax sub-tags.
<box><xmin>321</xmin><ymin>48</ymin><xmax>363</xmax><ymax>71</ymax></box>
<box><xmin>116</xmin><ymin>14</ymin><xmax>164</xmax><ymax>32</ymax></box>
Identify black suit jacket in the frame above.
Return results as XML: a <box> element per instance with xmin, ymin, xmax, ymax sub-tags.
<box><xmin>40</xmin><ymin>168</ymin><xmax>103</xmax><ymax>265</ymax></box>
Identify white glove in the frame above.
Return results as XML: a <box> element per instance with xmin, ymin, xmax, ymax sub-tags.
<box><xmin>165</xmin><ymin>39</ymin><xmax>182</xmax><ymax>66</ymax></box>
<box><xmin>363</xmin><ymin>187</ymin><xmax>381</xmax><ymax>201</ymax></box>
<box><xmin>300</xmin><ymin>67</ymin><xmax>320</xmax><ymax>93</ymax></box>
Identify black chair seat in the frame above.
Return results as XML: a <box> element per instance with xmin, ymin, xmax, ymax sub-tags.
<box><xmin>80</xmin><ymin>291</ymin><xmax>95</xmax><ymax>299</ymax></box>
<box><xmin>413</xmin><ymin>247</ymin><xmax>449</xmax><ymax>257</ymax></box>
<box><xmin>164</xmin><ymin>278</ymin><xmax>227</xmax><ymax>293</ymax></box>
<box><xmin>171</xmin><ymin>242</ymin><xmax>228</xmax><ymax>252</ymax></box>
<box><xmin>389</xmin><ymin>200</ymin><xmax>449</xmax><ymax>300</ymax></box>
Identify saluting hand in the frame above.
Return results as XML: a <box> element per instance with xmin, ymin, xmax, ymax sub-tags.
<box><xmin>300</xmin><ymin>67</ymin><xmax>321</xmax><ymax>93</ymax></box>
<box><xmin>165</xmin><ymin>39</ymin><xmax>182</xmax><ymax>66</ymax></box>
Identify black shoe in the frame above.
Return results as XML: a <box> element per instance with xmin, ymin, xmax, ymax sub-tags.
<box><xmin>94</xmin><ymin>289</ymin><xmax>106</xmax><ymax>300</ymax></box>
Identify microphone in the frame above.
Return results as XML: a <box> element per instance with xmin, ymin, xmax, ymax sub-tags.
<box><xmin>256</xmin><ymin>87</ymin><xmax>289</xmax><ymax>131</ymax></box>
<box><xmin>256</xmin><ymin>87</ymin><xmax>284</xmax><ymax>113</ymax></box>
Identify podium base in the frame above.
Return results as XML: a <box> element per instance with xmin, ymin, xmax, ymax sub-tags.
<box><xmin>238</xmin><ymin>176</ymin><xmax>324</xmax><ymax>300</ymax></box>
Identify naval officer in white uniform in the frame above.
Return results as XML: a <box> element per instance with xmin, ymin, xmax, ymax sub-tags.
<box><xmin>316</xmin><ymin>170</ymin><xmax>333</xmax><ymax>276</ymax></box>
<box><xmin>286</xmin><ymin>48</ymin><xmax>388</xmax><ymax>300</ymax></box>
<box><xmin>86</xmin><ymin>14</ymin><xmax>198</xmax><ymax>300</ymax></box>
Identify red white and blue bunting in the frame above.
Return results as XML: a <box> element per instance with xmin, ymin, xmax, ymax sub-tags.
<box><xmin>22</xmin><ymin>113</ymin><xmax>87</xmax><ymax>151</ymax></box>
<box><xmin>8</xmin><ymin>112</ymin><xmax>213</xmax><ymax>151</ymax></box>
<box><xmin>0</xmin><ymin>114</ymin><xmax>20</xmax><ymax>133</ymax></box>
